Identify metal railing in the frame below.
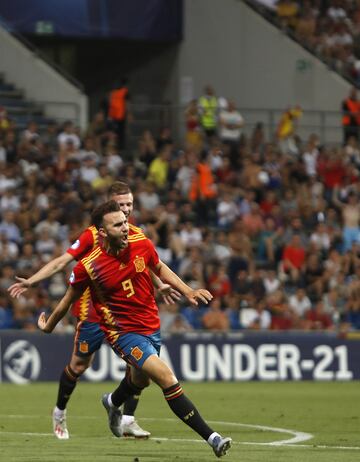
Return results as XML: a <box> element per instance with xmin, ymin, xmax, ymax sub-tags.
<box><xmin>127</xmin><ymin>103</ymin><xmax>344</xmax><ymax>149</ymax></box>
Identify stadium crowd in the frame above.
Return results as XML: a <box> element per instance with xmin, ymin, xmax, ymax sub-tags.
<box><xmin>0</xmin><ymin>83</ymin><xmax>359</xmax><ymax>334</ymax></box>
<box><xmin>254</xmin><ymin>0</ymin><xmax>360</xmax><ymax>84</ymax></box>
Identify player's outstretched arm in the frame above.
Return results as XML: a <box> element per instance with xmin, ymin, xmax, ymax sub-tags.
<box><xmin>149</xmin><ymin>270</ymin><xmax>182</xmax><ymax>304</ymax></box>
<box><xmin>8</xmin><ymin>253</ymin><xmax>74</xmax><ymax>298</ymax></box>
<box><xmin>38</xmin><ymin>285</ymin><xmax>81</xmax><ymax>333</ymax></box>
<box><xmin>154</xmin><ymin>260</ymin><xmax>213</xmax><ymax>306</ymax></box>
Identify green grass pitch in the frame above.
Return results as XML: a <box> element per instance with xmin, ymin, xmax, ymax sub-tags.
<box><xmin>0</xmin><ymin>381</ymin><xmax>359</xmax><ymax>461</ymax></box>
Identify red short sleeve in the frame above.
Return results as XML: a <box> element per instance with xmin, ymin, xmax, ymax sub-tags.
<box><xmin>67</xmin><ymin>227</ymin><xmax>97</xmax><ymax>261</ymax></box>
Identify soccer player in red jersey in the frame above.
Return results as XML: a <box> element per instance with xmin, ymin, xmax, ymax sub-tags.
<box><xmin>38</xmin><ymin>200</ymin><xmax>232</xmax><ymax>458</ymax></box>
<box><xmin>8</xmin><ymin>182</ymin><xmax>179</xmax><ymax>440</ymax></box>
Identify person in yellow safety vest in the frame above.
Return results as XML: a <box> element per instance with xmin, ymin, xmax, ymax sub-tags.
<box><xmin>198</xmin><ymin>85</ymin><xmax>219</xmax><ymax>140</ymax></box>
<box><xmin>342</xmin><ymin>87</ymin><xmax>360</xmax><ymax>143</ymax></box>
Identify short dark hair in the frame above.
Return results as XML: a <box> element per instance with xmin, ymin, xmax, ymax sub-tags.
<box><xmin>91</xmin><ymin>200</ymin><xmax>121</xmax><ymax>229</ymax></box>
<box><xmin>108</xmin><ymin>181</ymin><xmax>131</xmax><ymax>197</ymax></box>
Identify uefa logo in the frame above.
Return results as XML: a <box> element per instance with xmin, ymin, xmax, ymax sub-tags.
<box><xmin>3</xmin><ymin>340</ymin><xmax>41</xmax><ymax>384</ymax></box>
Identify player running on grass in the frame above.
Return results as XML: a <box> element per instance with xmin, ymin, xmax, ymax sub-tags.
<box><xmin>8</xmin><ymin>182</ymin><xmax>180</xmax><ymax>440</ymax></box>
<box><xmin>38</xmin><ymin>200</ymin><xmax>232</xmax><ymax>458</ymax></box>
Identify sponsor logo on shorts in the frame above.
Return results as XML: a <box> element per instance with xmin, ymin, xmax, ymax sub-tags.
<box><xmin>134</xmin><ymin>256</ymin><xmax>145</xmax><ymax>272</ymax></box>
<box><xmin>79</xmin><ymin>341</ymin><xmax>89</xmax><ymax>354</ymax></box>
<box><xmin>131</xmin><ymin>346</ymin><xmax>143</xmax><ymax>361</ymax></box>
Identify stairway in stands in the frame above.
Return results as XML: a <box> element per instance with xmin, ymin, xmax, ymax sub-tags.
<box><xmin>0</xmin><ymin>72</ymin><xmax>52</xmax><ymax>130</ymax></box>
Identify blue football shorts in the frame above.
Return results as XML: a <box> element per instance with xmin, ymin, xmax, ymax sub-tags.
<box><xmin>109</xmin><ymin>330</ymin><xmax>161</xmax><ymax>368</ymax></box>
<box><xmin>74</xmin><ymin>320</ymin><xmax>105</xmax><ymax>357</ymax></box>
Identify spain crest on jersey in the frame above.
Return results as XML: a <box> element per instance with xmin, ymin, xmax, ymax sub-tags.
<box><xmin>134</xmin><ymin>256</ymin><xmax>145</xmax><ymax>272</ymax></box>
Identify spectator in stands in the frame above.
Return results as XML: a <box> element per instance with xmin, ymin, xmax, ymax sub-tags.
<box><xmin>0</xmin><ymin>232</ymin><xmax>18</xmax><ymax>264</ymax></box>
<box><xmin>250</xmin><ymin>122</ymin><xmax>266</xmax><ymax>155</ymax></box>
<box><xmin>0</xmin><ymin>210</ymin><xmax>21</xmax><ymax>244</ymax></box>
<box><xmin>239</xmin><ymin>159</ymin><xmax>262</xmax><ymax>195</ymax></box>
<box><xmin>34</xmin><ymin>209</ymin><xmax>61</xmax><ymax>239</ymax></box>
<box><xmin>259</xmin><ymin>189</ymin><xmax>278</xmax><ymax>215</ymax></box>
<box><xmin>322</xmin><ymin>287</ymin><xmax>343</xmax><ymax>325</ymax></box>
<box><xmin>342</xmin><ymin>87</ymin><xmax>360</xmax><ymax>143</ymax></box>
<box><xmin>303</xmin><ymin>253</ymin><xmax>326</xmax><ymax>300</ymax></box>
<box><xmin>57</xmin><ymin>121</ymin><xmax>81</xmax><ymax>150</ymax></box>
<box><xmin>208</xmin><ymin>264</ymin><xmax>231</xmax><ymax>300</ymax></box>
<box><xmin>344</xmin><ymin>285</ymin><xmax>360</xmax><ymax>330</ymax></box>
<box><xmin>281</xmin><ymin>217</ymin><xmax>307</xmax><ymax>249</ymax></box>
<box><xmin>102</xmin><ymin>143</ymin><xmax>123</xmax><ymax>176</ymax></box>
<box><xmin>263</xmin><ymin>269</ymin><xmax>281</xmax><ymax>294</ymax></box>
<box><xmin>310</xmin><ymin>221</ymin><xmax>332</xmax><ymax>255</ymax></box>
<box><xmin>233</xmin><ymin>267</ymin><xmax>252</xmax><ymax>301</ymax></box>
<box><xmin>138</xmin><ymin>129</ymin><xmax>157</xmax><ymax>168</ymax></box>
<box><xmin>147</xmin><ymin>144</ymin><xmax>171</xmax><ymax>189</ymax></box>
<box><xmin>280</xmin><ymin>233</ymin><xmax>306</xmax><ymax>284</ymax></box>
<box><xmin>332</xmin><ymin>187</ymin><xmax>360</xmax><ymax>252</ymax></box>
<box><xmin>289</xmin><ymin>287</ymin><xmax>312</xmax><ymax>326</ymax></box>
<box><xmin>2</xmin><ymin>130</ymin><xmax>17</xmax><ymax>164</ymax></box>
<box><xmin>0</xmin><ymin>291</ymin><xmax>14</xmax><ymax>329</ymax></box>
<box><xmin>227</xmin><ymin>218</ymin><xmax>254</xmax><ymax>286</ymax></box>
<box><xmin>242</xmin><ymin>202</ymin><xmax>265</xmax><ymax>243</ymax></box>
<box><xmin>179</xmin><ymin>222</ymin><xmax>202</xmax><ymax>250</ymax></box>
<box><xmin>276</xmin><ymin>105</ymin><xmax>302</xmax><ymax>156</ymax></box>
<box><xmin>303</xmin><ymin>133</ymin><xmax>320</xmax><ymax>177</ymax></box>
<box><xmin>279</xmin><ymin>188</ymin><xmax>298</xmax><ymax>219</ymax></box>
<box><xmin>216</xmin><ymin>191</ymin><xmax>238</xmax><ymax>230</ymax></box>
<box><xmin>91</xmin><ymin>164</ymin><xmax>114</xmax><ymax>193</ymax></box>
<box><xmin>276</xmin><ymin>0</ymin><xmax>299</xmax><ymax>30</ymax></box>
<box><xmin>22</xmin><ymin>121</ymin><xmax>39</xmax><ymax>143</ymax></box>
<box><xmin>0</xmin><ymin>106</ymin><xmax>10</xmax><ymax>135</ymax></box>
<box><xmin>295</xmin><ymin>0</ymin><xmax>317</xmax><ymax>47</ymax></box>
<box><xmin>326</xmin><ymin>0</ymin><xmax>347</xmax><ymax>23</ymax></box>
<box><xmin>137</xmin><ymin>181</ymin><xmax>160</xmax><ymax>212</ymax></box>
<box><xmin>156</xmin><ymin>127</ymin><xmax>174</xmax><ymax>152</ymax></box>
<box><xmin>257</xmin><ymin>216</ymin><xmax>283</xmax><ymax>264</ymax></box>
<box><xmin>202</xmin><ymin>298</ymin><xmax>230</xmax><ymax>332</ymax></box>
<box><xmin>15</xmin><ymin>242</ymin><xmax>39</xmax><ymax>276</ymax></box>
<box><xmin>34</xmin><ymin>228</ymin><xmax>56</xmax><ymax>260</ymax></box>
<box><xmin>184</xmin><ymin>100</ymin><xmax>202</xmax><ymax>151</ymax></box>
<box><xmin>159</xmin><ymin>302</ymin><xmax>190</xmax><ymax>333</ymax></box>
<box><xmin>268</xmin><ymin>289</ymin><xmax>293</xmax><ymax>330</ymax></box>
<box><xmin>0</xmin><ymin>187</ymin><xmax>20</xmax><ymax>213</ymax></box>
<box><xmin>218</xmin><ymin>100</ymin><xmax>244</xmax><ymax>160</ymax></box>
<box><xmin>240</xmin><ymin>299</ymin><xmax>271</xmax><ymax>330</ymax></box>
<box><xmin>305</xmin><ymin>300</ymin><xmax>334</xmax><ymax>330</ymax></box>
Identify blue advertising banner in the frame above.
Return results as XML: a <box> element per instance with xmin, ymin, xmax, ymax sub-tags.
<box><xmin>0</xmin><ymin>0</ymin><xmax>183</xmax><ymax>40</ymax></box>
<box><xmin>1</xmin><ymin>331</ymin><xmax>359</xmax><ymax>383</ymax></box>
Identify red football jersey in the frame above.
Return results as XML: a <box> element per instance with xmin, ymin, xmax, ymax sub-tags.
<box><xmin>66</xmin><ymin>224</ymin><xmax>144</xmax><ymax>322</ymax></box>
<box><xmin>70</xmin><ymin>234</ymin><xmax>160</xmax><ymax>336</ymax></box>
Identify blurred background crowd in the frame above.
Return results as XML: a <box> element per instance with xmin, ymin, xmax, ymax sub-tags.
<box><xmin>256</xmin><ymin>0</ymin><xmax>360</xmax><ymax>84</ymax></box>
<box><xmin>0</xmin><ymin>81</ymin><xmax>359</xmax><ymax>334</ymax></box>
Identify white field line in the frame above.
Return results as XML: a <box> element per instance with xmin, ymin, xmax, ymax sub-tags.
<box><xmin>0</xmin><ymin>415</ymin><xmax>359</xmax><ymax>451</ymax></box>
